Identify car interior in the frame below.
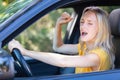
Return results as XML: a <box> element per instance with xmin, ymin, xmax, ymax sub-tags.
<box><xmin>109</xmin><ymin>8</ymin><xmax>120</xmax><ymax>69</ymax></box>
<box><xmin>13</xmin><ymin>6</ymin><xmax>120</xmax><ymax>78</ymax></box>
<box><xmin>59</xmin><ymin>6</ymin><xmax>120</xmax><ymax>74</ymax></box>
<box><xmin>16</xmin><ymin>7</ymin><xmax>120</xmax><ymax>79</ymax></box>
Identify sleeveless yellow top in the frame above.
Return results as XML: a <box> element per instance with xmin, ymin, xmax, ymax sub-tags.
<box><xmin>75</xmin><ymin>43</ymin><xmax>111</xmax><ymax>74</ymax></box>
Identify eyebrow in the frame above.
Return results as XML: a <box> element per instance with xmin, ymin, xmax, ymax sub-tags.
<box><xmin>87</xmin><ymin>20</ymin><xmax>93</xmax><ymax>22</ymax></box>
<box><xmin>80</xmin><ymin>19</ymin><xmax>93</xmax><ymax>22</ymax></box>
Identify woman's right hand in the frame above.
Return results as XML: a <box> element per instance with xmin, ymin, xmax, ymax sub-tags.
<box><xmin>57</xmin><ymin>12</ymin><xmax>73</xmax><ymax>25</ymax></box>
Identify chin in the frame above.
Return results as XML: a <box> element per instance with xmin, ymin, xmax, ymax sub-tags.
<box><xmin>81</xmin><ymin>38</ymin><xmax>92</xmax><ymax>42</ymax></box>
<box><xmin>80</xmin><ymin>38</ymin><xmax>87</xmax><ymax>42</ymax></box>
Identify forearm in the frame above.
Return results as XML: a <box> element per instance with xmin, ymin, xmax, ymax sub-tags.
<box><xmin>53</xmin><ymin>22</ymin><xmax>78</xmax><ymax>54</ymax></box>
<box><xmin>53</xmin><ymin>22</ymin><xmax>63</xmax><ymax>50</ymax></box>
<box><xmin>23</xmin><ymin>49</ymin><xmax>98</xmax><ymax>68</ymax></box>
<box><xmin>24</xmin><ymin>49</ymin><xmax>65</xmax><ymax>67</ymax></box>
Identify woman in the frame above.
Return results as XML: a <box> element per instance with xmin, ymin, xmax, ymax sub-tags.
<box><xmin>8</xmin><ymin>6</ymin><xmax>114</xmax><ymax>74</ymax></box>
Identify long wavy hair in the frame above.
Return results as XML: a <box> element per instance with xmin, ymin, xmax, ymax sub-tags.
<box><xmin>79</xmin><ymin>6</ymin><xmax>115</xmax><ymax>68</ymax></box>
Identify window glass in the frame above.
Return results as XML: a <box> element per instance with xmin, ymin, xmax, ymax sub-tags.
<box><xmin>0</xmin><ymin>0</ymin><xmax>34</xmax><ymax>24</ymax></box>
<box><xmin>100</xmin><ymin>6</ymin><xmax>120</xmax><ymax>13</ymax></box>
<box><xmin>16</xmin><ymin>8</ymin><xmax>74</xmax><ymax>52</ymax></box>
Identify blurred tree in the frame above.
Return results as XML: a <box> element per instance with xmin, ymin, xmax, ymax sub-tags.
<box><xmin>16</xmin><ymin>6</ymin><xmax>120</xmax><ymax>52</ymax></box>
<box><xmin>1</xmin><ymin>1</ymin><xmax>120</xmax><ymax>52</ymax></box>
<box><xmin>101</xmin><ymin>6</ymin><xmax>120</xmax><ymax>13</ymax></box>
<box><xmin>16</xmin><ymin>8</ymin><xmax>74</xmax><ymax>52</ymax></box>
<box><xmin>0</xmin><ymin>0</ymin><xmax>32</xmax><ymax>23</ymax></box>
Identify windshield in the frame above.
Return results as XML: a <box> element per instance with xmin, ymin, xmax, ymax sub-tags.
<box><xmin>0</xmin><ymin>0</ymin><xmax>33</xmax><ymax>24</ymax></box>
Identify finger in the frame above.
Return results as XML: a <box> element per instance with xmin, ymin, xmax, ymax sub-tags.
<box><xmin>12</xmin><ymin>39</ymin><xmax>19</xmax><ymax>44</ymax></box>
<box><xmin>66</xmin><ymin>17</ymin><xmax>73</xmax><ymax>22</ymax></box>
<box><xmin>62</xmin><ymin>12</ymin><xmax>71</xmax><ymax>18</ymax></box>
<box><xmin>10</xmin><ymin>39</ymin><xmax>16</xmax><ymax>44</ymax></box>
<box><xmin>11</xmin><ymin>39</ymin><xmax>16</xmax><ymax>42</ymax></box>
<box><xmin>61</xmin><ymin>16</ymin><xmax>72</xmax><ymax>21</ymax></box>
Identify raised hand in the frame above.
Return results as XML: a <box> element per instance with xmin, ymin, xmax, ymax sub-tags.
<box><xmin>57</xmin><ymin>12</ymin><xmax>73</xmax><ymax>25</ymax></box>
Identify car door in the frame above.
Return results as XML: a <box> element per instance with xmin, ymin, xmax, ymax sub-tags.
<box><xmin>0</xmin><ymin>0</ymin><xmax>84</xmax><ymax>77</ymax></box>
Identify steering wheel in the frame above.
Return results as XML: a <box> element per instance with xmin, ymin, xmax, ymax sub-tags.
<box><xmin>11</xmin><ymin>48</ymin><xmax>33</xmax><ymax>77</ymax></box>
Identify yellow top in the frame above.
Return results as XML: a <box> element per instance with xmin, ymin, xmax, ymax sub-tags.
<box><xmin>75</xmin><ymin>43</ymin><xmax>111</xmax><ymax>74</ymax></box>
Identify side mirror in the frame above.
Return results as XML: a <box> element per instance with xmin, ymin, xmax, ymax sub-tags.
<box><xmin>0</xmin><ymin>49</ymin><xmax>14</xmax><ymax>80</ymax></box>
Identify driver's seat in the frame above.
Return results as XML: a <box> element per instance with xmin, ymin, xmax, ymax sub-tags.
<box><xmin>109</xmin><ymin>8</ymin><xmax>120</xmax><ymax>68</ymax></box>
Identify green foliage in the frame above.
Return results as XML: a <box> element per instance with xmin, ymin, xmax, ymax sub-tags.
<box><xmin>0</xmin><ymin>0</ymin><xmax>33</xmax><ymax>23</ymax></box>
<box><xmin>14</xmin><ymin>6</ymin><xmax>120</xmax><ymax>52</ymax></box>
<box><xmin>1</xmin><ymin>1</ymin><xmax>120</xmax><ymax>52</ymax></box>
<box><xmin>16</xmin><ymin>8</ymin><xmax>74</xmax><ymax>52</ymax></box>
<box><xmin>101</xmin><ymin>6</ymin><xmax>120</xmax><ymax>13</ymax></box>
<box><xmin>16</xmin><ymin>6</ymin><xmax>120</xmax><ymax>52</ymax></box>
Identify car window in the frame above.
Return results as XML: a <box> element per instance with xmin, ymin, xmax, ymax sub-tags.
<box><xmin>19</xmin><ymin>6</ymin><xmax>116</xmax><ymax>53</ymax></box>
<box><xmin>0</xmin><ymin>0</ymin><xmax>42</xmax><ymax>32</ymax></box>
<box><xmin>16</xmin><ymin>8</ymin><xmax>74</xmax><ymax>52</ymax></box>
<box><xmin>0</xmin><ymin>0</ymin><xmax>36</xmax><ymax>24</ymax></box>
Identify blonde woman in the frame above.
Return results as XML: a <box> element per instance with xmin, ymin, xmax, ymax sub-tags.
<box><xmin>8</xmin><ymin>6</ymin><xmax>114</xmax><ymax>74</ymax></box>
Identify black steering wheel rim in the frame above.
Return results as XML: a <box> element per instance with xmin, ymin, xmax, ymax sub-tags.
<box><xmin>11</xmin><ymin>48</ymin><xmax>32</xmax><ymax>77</ymax></box>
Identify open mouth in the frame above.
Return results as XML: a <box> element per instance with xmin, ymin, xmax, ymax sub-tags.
<box><xmin>81</xmin><ymin>32</ymin><xmax>88</xmax><ymax>36</ymax></box>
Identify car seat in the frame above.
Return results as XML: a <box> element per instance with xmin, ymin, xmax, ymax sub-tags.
<box><xmin>109</xmin><ymin>8</ymin><xmax>120</xmax><ymax>68</ymax></box>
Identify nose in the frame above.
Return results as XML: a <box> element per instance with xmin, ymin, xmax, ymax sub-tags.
<box><xmin>80</xmin><ymin>23</ymin><xmax>86</xmax><ymax>31</ymax></box>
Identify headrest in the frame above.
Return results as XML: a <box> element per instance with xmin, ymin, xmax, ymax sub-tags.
<box><xmin>109</xmin><ymin>9</ymin><xmax>120</xmax><ymax>37</ymax></box>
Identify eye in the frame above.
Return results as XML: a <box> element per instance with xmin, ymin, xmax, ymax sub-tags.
<box><xmin>80</xmin><ymin>21</ymin><xmax>84</xmax><ymax>23</ymax></box>
<box><xmin>80</xmin><ymin>21</ymin><xmax>84</xmax><ymax>25</ymax></box>
<box><xmin>88</xmin><ymin>23</ymin><xmax>93</xmax><ymax>25</ymax></box>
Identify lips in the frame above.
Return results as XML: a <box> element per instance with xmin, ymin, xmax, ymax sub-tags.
<box><xmin>81</xmin><ymin>32</ymin><xmax>88</xmax><ymax>36</ymax></box>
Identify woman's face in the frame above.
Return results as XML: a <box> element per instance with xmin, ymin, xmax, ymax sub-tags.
<box><xmin>80</xmin><ymin>11</ymin><xmax>99</xmax><ymax>44</ymax></box>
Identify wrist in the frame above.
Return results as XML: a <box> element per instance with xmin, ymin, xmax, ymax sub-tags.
<box><xmin>21</xmin><ymin>48</ymin><xmax>28</xmax><ymax>56</ymax></box>
<box><xmin>56</xmin><ymin>21</ymin><xmax>62</xmax><ymax>27</ymax></box>
<box><xmin>56</xmin><ymin>18</ymin><xmax>63</xmax><ymax>26</ymax></box>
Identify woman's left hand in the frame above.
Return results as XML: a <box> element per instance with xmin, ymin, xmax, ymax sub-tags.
<box><xmin>8</xmin><ymin>39</ymin><xmax>26</xmax><ymax>55</ymax></box>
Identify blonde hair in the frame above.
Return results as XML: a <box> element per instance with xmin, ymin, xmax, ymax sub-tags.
<box><xmin>80</xmin><ymin>6</ymin><xmax>115</xmax><ymax>68</ymax></box>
